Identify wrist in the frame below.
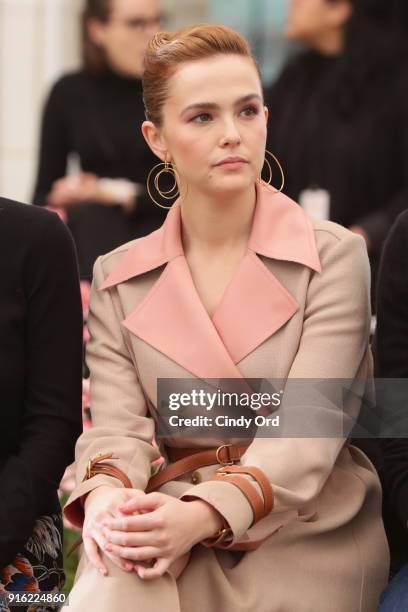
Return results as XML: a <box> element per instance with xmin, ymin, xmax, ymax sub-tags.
<box><xmin>83</xmin><ymin>485</ymin><xmax>114</xmax><ymax>511</ymax></box>
<box><xmin>186</xmin><ymin>499</ymin><xmax>225</xmax><ymax>540</ymax></box>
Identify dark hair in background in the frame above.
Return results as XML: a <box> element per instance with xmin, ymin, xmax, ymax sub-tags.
<box><xmin>325</xmin><ymin>0</ymin><xmax>408</xmax><ymax>113</ymax></box>
<box><xmin>82</xmin><ymin>0</ymin><xmax>112</xmax><ymax>73</ymax></box>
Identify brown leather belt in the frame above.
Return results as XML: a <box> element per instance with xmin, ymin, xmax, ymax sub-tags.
<box><xmin>68</xmin><ymin>443</ymin><xmax>273</xmax><ymax>556</ymax></box>
<box><xmin>145</xmin><ymin>443</ymin><xmax>250</xmax><ymax>493</ymax></box>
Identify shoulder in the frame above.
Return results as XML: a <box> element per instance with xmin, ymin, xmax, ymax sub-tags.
<box><xmin>388</xmin><ymin>209</ymin><xmax>408</xmax><ymax>240</ymax></box>
<box><xmin>0</xmin><ymin>197</ymin><xmax>57</xmax><ymax>226</ymax></box>
<box><xmin>310</xmin><ymin>218</ymin><xmax>369</xmax><ymax>281</ymax></box>
<box><xmin>312</xmin><ymin>217</ymin><xmax>367</xmax><ymax>250</ymax></box>
<box><xmin>265</xmin><ymin>51</ymin><xmax>314</xmax><ymax>96</ymax></box>
<box><xmin>50</xmin><ymin>69</ymin><xmax>89</xmax><ymax>93</ymax></box>
<box><xmin>95</xmin><ymin>234</ymin><xmax>150</xmax><ymax>278</ymax></box>
<box><xmin>0</xmin><ymin>198</ymin><xmax>75</xmax><ymax>255</ymax></box>
<box><xmin>45</xmin><ymin>70</ymin><xmax>91</xmax><ymax>106</ymax></box>
<box><xmin>379</xmin><ymin>209</ymin><xmax>408</xmax><ymax>270</ymax></box>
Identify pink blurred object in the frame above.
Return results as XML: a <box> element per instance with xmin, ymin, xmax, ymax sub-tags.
<box><xmin>80</xmin><ymin>280</ymin><xmax>91</xmax><ymax>318</ymax></box>
<box><xmin>44</xmin><ymin>205</ymin><xmax>67</xmax><ymax>224</ymax></box>
<box><xmin>82</xmin><ymin>378</ymin><xmax>92</xmax><ymax>430</ymax></box>
<box><xmin>152</xmin><ymin>456</ymin><xmax>165</xmax><ymax>466</ymax></box>
<box><xmin>83</xmin><ymin>326</ymin><xmax>90</xmax><ymax>344</ymax></box>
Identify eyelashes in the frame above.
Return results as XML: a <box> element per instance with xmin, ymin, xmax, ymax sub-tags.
<box><xmin>241</xmin><ymin>105</ymin><xmax>260</xmax><ymax>117</ymax></box>
<box><xmin>190</xmin><ymin>105</ymin><xmax>260</xmax><ymax>123</ymax></box>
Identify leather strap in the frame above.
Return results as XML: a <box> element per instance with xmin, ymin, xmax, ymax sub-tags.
<box><xmin>210</xmin><ymin>472</ymin><xmax>265</xmax><ymax>525</ymax></box>
<box><xmin>146</xmin><ymin>444</ymin><xmax>249</xmax><ymax>493</ymax></box>
<box><xmin>166</xmin><ymin>445</ymin><xmax>248</xmax><ymax>463</ymax></box>
<box><xmin>216</xmin><ymin>465</ymin><xmax>274</xmax><ymax>516</ymax></box>
<box><xmin>84</xmin><ymin>453</ymin><xmax>133</xmax><ymax>488</ymax></box>
<box><xmin>67</xmin><ymin>454</ymin><xmax>132</xmax><ymax>557</ymax></box>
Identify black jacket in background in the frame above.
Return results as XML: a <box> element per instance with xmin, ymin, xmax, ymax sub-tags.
<box><xmin>265</xmin><ymin>51</ymin><xmax>408</xmax><ymax>269</ymax></box>
<box><xmin>0</xmin><ymin>199</ymin><xmax>83</xmax><ymax>567</ymax></box>
<box><xmin>32</xmin><ymin>69</ymin><xmax>168</xmax><ymax>279</ymax></box>
<box><xmin>371</xmin><ymin>210</ymin><xmax>408</xmax><ymax>573</ymax></box>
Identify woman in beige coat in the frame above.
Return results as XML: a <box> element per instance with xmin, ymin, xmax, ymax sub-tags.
<box><xmin>64</xmin><ymin>23</ymin><xmax>389</xmax><ymax>612</ymax></box>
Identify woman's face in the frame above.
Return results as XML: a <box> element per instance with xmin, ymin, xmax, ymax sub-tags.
<box><xmin>286</xmin><ymin>0</ymin><xmax>352</xmax><ymax>45</ymax></box>
<box><xmin>144</xmin><ymin>55</ymin><xmax>268</xmax><ymax>200</ymax></box>
<box><xmin>89</xmin><ymin>0</ymin><xmax>162</xmax><ymax>77</ymax></box>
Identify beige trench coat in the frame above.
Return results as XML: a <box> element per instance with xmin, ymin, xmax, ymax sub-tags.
<box><xmin>64</xmin><ymin>183</ymin><xmax>389</xmax><ymax>611</ymax></box>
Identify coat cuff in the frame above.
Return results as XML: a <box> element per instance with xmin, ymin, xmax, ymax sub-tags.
<box><xmin>64</xmin><ymin>474</ymin><xmax>125</xmax><ymax>528</ymax></box>
<box><xmin>180</xmin><ymin>480</ymin><xmax>254</xmax><ymax>545</ymax></box>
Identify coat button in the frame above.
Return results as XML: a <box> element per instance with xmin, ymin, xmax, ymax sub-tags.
<box><xmin>190</xmin><ymin>471</ymin><xmax>201</xmax><ymax>484</ymax></box>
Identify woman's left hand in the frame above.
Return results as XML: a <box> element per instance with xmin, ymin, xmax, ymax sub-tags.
<box><xmin>100</xmin><ymin>492</ymin><xmax>224</xmax><ymax>580</ymax></box>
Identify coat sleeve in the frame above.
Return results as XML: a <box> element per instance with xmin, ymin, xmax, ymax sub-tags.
<box><xmin>0</xmin><ymin>212</ymin><xmax>83</xmax><ymax>568</ymax></box>
<box><xmin>180</xmin><ymin>231</ymin><xmax>372</xmax><ymax>546</ymax></box>
<box><xmin>64</xmin><ymin>256</ymin><xmax>160</xmax><ymax>528</ymax></box>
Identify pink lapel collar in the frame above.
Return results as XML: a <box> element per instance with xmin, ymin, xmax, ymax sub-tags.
<box><xmin>248</xmin><ymin>183</ymin><xmax>321</xmax><ymax>273</ymax></box>
<box><xmin>99</xmin><ymin>182</ymin><xmax>321</xmax><ymax>378</ymax></box>
<box><xmin>99</xmin><ymin>204</ymin><xmax>183</xmax><ymax>290</ymax></box>
<box><xmin>100</xmin><ymin>182</ymin><xmax>320</xmax><ymax>290</ymax></box>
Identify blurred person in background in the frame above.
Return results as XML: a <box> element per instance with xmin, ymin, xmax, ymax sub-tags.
<box><xmin>370</xmin><ymin>210</ymin><xmax>408</xmax><ymax>610</ymax></box>
<box><xmin>265</xmin><ymin>0</ymin><xmax>408</xmax><ymax>303</ymax></box>
<box><xmin>32</xmin><ymin>0</ymin><xmax>168</xmax><ymax>280</ymax></box>
<box><xmin>0</xmin><ymin>199</ymin><xmax>82</xmax><ymax>607</ymax></box>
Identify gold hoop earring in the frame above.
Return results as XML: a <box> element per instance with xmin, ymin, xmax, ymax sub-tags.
<box><xmin>147</xmin><ymin>160</ymin><xmax>179</xmax><ymax>209</ymax></box>
<box><xmin>257</xmin><ymin>149</ymin><xmax>285</xmax><ymax>193</ymax></box>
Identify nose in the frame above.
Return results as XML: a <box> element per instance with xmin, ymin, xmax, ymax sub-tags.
<box><xmin>219</xmin><ymin>117</ymin><xmax>241</xmax><ymax>147</ymax></box>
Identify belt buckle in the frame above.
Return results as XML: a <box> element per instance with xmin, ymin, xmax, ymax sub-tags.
<box><xmin>216</xmin><ymin>443</ymin><xmax>234</xmax><ymax>467</ymax></box>
<box><xmin>86</xmin><ymin>458</ymin><xmax>93</xmax><ymax>480</ymax></box>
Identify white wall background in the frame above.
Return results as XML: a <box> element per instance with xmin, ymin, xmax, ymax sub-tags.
<box><xmin>0</xmin><ymin>0</ymin><xmax>83</xmax><ymax>203</ymax></box>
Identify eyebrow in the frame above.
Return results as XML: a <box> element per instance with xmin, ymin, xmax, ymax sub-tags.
<box><xmin>180</xmin><ymin>93</ymin><xmax>263</xmax><ymax>117</ymax></box>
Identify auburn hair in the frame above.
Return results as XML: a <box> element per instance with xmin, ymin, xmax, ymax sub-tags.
<box><xmin>142</xmin><ymin>23</ymin><xmax>262</xmax><ymax>126</ymax></box>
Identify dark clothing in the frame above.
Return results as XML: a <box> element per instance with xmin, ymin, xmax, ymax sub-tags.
<box><xmin>0</xmin><ymin>514</ymin><xmax>65</xmax><ymax>611</ymax></box>
<box><xmin>0</xmin><ymin>198</ymin><xmax>83</xmax><ymax>568</ymax></box>
<box><xmin>32</xmin><ymin>69</ymin><xmax>167</xmax><ymax>279</ymax></box>
<box><xmin>371</xmin><ymin>210</ymin><xmax>408</xmax><ymax>574</ymax></box>
<box><xmin>265</xmin><ymin>51</ymin><xmax>408</xmax><ymax>275</ymax></box>
<box><xmin>374</xmin><ymin>210</ymin><xmax>408</xmax><ymax>381</ymax></box>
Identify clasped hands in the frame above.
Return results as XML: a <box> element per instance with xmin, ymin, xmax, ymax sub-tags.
<box><xmin>82</xmin><ymin>486</ymin><xmax>224</xmax><ymax>581</ymax></box>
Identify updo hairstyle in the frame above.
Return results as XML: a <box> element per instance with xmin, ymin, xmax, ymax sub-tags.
<box><xmin>142</xmin><ymin>24</ymin><xmax>262</xmax><ymax>127</ymax></box>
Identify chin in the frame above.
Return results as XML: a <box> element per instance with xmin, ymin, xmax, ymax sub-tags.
<box><xmin>213</xmin><ymin>178</ymin><xmax>252</xmax><ymax>196</ymax></box>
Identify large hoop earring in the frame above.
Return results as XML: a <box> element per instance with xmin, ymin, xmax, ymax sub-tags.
<box><xmin>147</xmin><ymin>159</ymin><xmax>180</xmax><ymax>209</ymax></box>
<box><xmin>257</xmin><ymin>149</ymin><xmax>285</xmax><ymax>193</ymax></box>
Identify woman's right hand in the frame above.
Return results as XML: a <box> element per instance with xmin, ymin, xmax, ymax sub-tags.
<box><xmin>82</xmin><ymin>485</ymin><xmax>146</xmax><ymax>576</ymax></box>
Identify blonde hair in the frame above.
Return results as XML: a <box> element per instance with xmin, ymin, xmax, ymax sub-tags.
<box><xmin>142</xmin><ymin>23</ymin><xmax>262</xmax><ymax>126</ymax></box>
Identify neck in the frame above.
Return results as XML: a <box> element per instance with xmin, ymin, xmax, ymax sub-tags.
<box><xmin>310</xmin><ymin>27</ymin><xmax>345</xmax><ymax>56</ymax></box>
<box><xmin>180</xmin><ymin>184</ymin><xmax>257</xmax><ymax>255</ymax></box>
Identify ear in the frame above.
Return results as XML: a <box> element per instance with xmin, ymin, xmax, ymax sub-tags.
<box><xmin>141</xmin><ymin>121</ymin><xmax>169</xmax><ymax>162</ymax></box>
<box><xmin>263</xmin><ymin>105</ymin><xmax>269</xmax><ymax>122</ymax></box>
<box><xmin>87</xmin><ymin>18</ymin><xmax>108</xmax><ymax>47</ymax></box>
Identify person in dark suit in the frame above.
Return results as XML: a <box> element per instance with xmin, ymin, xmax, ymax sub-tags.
<box><xmin>0</xmin><ymin>199</ymin><xmax>83</xmax><ymax>602</ymax></box>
